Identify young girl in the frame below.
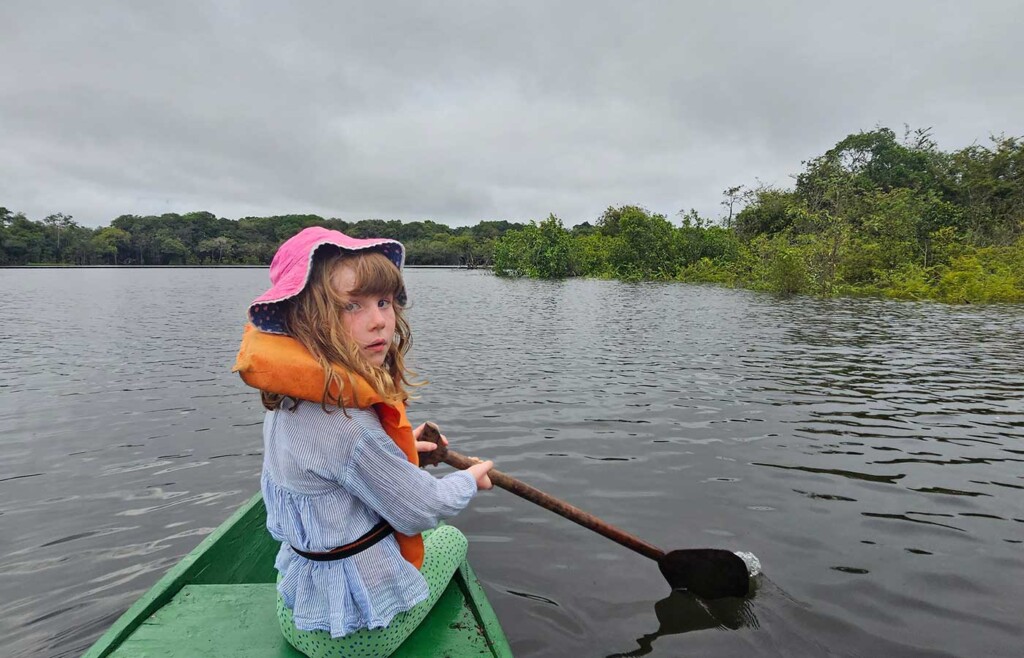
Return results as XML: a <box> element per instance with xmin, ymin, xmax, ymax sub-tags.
<box><xmin>233</xmin><ymin>226</ymin><xmax>494</xmax><ymax>657</ymax></box>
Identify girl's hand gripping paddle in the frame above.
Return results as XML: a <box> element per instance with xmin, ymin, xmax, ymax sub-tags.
<box><xmin>419</xmin><ymin>424</ymin><xmax>753</xmax><ymax>599</ymax></box>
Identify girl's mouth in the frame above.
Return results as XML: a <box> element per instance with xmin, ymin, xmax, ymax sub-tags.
<box><xmin>366</xmin><ymin>339</ymin><xmax>387</xmax><ymax>351</ymax></box>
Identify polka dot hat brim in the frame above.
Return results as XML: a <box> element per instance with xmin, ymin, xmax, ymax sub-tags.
<box><xmin>248</xmin><ymin>226</ymin><xmax>406</xmax><ymax>335</ymax></box>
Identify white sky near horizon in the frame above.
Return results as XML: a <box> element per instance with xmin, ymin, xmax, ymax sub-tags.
<box><xmin>1</xmin><ymin>1</ymin><xmax>1022</xmax><ymax>228</ymax></box>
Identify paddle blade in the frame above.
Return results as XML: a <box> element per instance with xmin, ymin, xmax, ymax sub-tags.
<box><xmin>657</xmin><ymin>549</ymin><xmax>751</xmax><ymax>599</ymax></box>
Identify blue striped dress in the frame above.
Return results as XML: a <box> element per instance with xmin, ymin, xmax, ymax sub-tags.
<box><xmin>261</xmin><ymin>403</ymin><xmax>478</xmax><ymax>638</ymax></box>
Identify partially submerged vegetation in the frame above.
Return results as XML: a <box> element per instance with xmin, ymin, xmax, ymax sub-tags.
<box><xmin>494</xmin><ymin>128</ymin><xmax>1024</xmax><ymax>303</ymax></box>
<box><xmin>4</xmin><ymin>127</ymin><xmax>1021</xmax><ymax>303</ymax></box>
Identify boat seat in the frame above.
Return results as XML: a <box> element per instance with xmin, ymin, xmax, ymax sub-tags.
<box><xmin>108</xmin><ymin>578</ymin><xmax>497</xmax><ymax>657</ymax></box>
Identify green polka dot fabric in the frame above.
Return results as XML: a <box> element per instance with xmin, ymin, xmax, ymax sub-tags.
<box><xmin>277</xmin><ymin>525</ymin><xmax>468</xmax><ymax>658</ymax></box>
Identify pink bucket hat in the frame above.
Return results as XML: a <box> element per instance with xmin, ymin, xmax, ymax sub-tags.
<box><xmin>248</xmin><ymin>226</ymin><xmax>406</xmax><ymax>335</ymax></box>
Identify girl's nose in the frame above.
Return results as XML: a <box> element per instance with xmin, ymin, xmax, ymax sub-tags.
<box><xmin>368</xmin><ymin>306</ymin><xmax>386</xmax><ymax>329</ymax></box>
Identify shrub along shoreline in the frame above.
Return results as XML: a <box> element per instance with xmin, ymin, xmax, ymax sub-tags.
<box><xmin>493</xmin><ymin>128</ymin><xmax>1024</xmax><ymax>304</ymax></box>
<box><xmin>5</xmin><ymin>127</ymin><xmax>1022</xmax><ymax>303</ymax></box>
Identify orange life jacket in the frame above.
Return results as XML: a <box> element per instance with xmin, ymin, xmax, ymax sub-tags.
<box><xmin>232</xmin><ymin>323</ymin><xmax>425</xmax><ymax>569</ymax></box>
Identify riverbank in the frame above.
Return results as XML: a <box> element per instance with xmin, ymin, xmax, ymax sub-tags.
<box><xmin>493</xmin><ymin>215</ymin><xmax>1024</xmax><ymax>304</ymax></box>
<box><xmin>675</xmin><ymin>236</ymin><xmax>1024</xmax><ymax>304</ymax></box>
<box><xmin>490</xmin><ymin>129</ymin><xmax>1024</xmax><ymax>304</ymax></box>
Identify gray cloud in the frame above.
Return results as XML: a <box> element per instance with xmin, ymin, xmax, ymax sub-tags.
<box><xmin>2</xmin><ymin>0</ymin><xmax>1022</xmax><ymax>227</ymax></box>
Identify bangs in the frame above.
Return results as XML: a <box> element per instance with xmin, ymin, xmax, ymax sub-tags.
<box><xmin>342</xmin><ymin>250</ymin><xmax>406</xmax><ymax>302</ymax></box>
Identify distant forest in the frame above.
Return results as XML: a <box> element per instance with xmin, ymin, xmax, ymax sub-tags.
<box><xmin>3</xmin><ymin>127</ymin><xmax>1022</xmax><ymax>303</ymax></box>
<box><xmin>0</xmin><ymin>211</ymin><xmax>519</xmax><ymax>267</ymax></box>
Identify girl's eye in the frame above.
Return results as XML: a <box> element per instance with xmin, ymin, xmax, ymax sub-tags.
<box><xmin>378</xmin><ymin>299</ymin><xmax>392</xmax><ymax>309</ymax></box>
<box><xmin>343</xmin><ymin>302</ymin><xmax>360</xmax><ymax>312</ymax></box>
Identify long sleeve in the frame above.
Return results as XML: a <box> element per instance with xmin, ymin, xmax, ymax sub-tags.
<box><xmin>344</xmin><ymin>427</ymin><xmax>478</xmax><ymax>536</ymax></box>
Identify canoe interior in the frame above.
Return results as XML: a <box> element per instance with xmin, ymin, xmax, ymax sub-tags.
<box><xmin>83</xmin><ymin>493</ymin><xmax>512</xmax><ymax>658</ymax></box>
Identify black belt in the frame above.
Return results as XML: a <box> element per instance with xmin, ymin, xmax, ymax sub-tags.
<box><xmin>290</xmin><ymin>519</ymin><xmax>394</xmax><ymax>562</ymax></box>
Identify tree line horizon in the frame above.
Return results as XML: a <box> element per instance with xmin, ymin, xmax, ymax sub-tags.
<box><xmin>3</xmin><ymin>126</ymin><xmax>1022</xmax><ymax>303</ymax></box>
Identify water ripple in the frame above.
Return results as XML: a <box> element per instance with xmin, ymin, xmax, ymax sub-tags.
<box><xmin>2</xmin><ymin>270</ymin><xmax>1023</xmax><ymax>657</ymax></box>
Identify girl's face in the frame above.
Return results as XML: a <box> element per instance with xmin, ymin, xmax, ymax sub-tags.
<box><xmin>331</xmin><ymin>262</ymin><xmax>396</xmax><ymax>368</ymax></box>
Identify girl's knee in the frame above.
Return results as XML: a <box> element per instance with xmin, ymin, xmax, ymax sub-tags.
<box><xmin>429</xmin><ymin>524</ymin><xmax>468</xmax><ymax>556</ymax></box>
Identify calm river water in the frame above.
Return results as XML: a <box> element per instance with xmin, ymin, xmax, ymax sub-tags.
<box><xmin>1</xmin><ymin>268</ymin><xmax>1022</xmax><ymax>657</ymax></box>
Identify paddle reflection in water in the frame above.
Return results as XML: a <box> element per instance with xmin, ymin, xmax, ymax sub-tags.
<box><xmin>608</xmin><ymin>583</ymin><xmax>760</xmax><ymax>657</ymax></box>
<box><xmin>606</xmin><ymin>575</ymin><xmax>972</xmax><ymax>658</ymax></box>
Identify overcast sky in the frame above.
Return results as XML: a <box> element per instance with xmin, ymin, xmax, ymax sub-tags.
<box><xmin>2</xmin><ymin>1</ymin><xmax>1022</xmax><ymax>228</ymax></box>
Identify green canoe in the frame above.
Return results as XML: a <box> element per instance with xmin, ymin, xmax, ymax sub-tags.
<box><xmin>83</xmin><ymin>493</ymin><xmax>513</xmax><ymax>657</ymax></box>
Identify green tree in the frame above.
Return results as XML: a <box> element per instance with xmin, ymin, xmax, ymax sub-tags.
<box><xmin>492</xmin><ymin>215</ymin><xmax>574</xmax><ymax>278</ymax></box>
<box><xmin>947</xmin><ymin>136</ymin><xmax>1024</xmax><ymax>244</ymax></box>
<box><xmin>796</xmin><ymin>128</ymin><xmax>937</xmax><ymax>206</ymax></box>
<box><xmin>0</xmin><ymin>207</ymin><xmax>12</xmax><ymax>265</ymax></box>
<box><xmin>91</xmin><ymin>227</ymin><xmax>131</xmax><ymax>264</ymax></box>
<box><xmin>492</xmin><ymin>225</ymin><xmax>534</xmax><ymax>277</ymax></box>
<box><xmin>532</xmin><ymin>214</ymin><xmax>574</xmax><ymax>278</ymax></box>
<box><xmin>734</xmin><ymin>187</ymin><xmax>800</xmax><ymax>238</ymax></box>
<box><xmin>720</xmin><ymin>185</ymin><xmax>748</xmax><ymax>227</ymax></box>
<box><xmin>42</xmin><ymin>213</ymin><xmax>75</xmax><ymax>261</ymax></box>
<box><xmin>155</xmin><ymin>230</ymin><xmax>188</xmax><ymax>264</ymax></box>
<box><xmin>572</xmin><ymin>233</ymin><xmax>614</xmax><ymax>276</ymax></box>
<box><xmin>608</xmin><ymin>206</ymin><xmax>677</xmax><ymax>280</ymax></box>
<box><xmin>2</xmin><ymin>212</ymin><xmax>47</xmax><ymax>264</ymax></box>
<box><xmin>197</xmin><ymin>235</ymin><xmax>234</xmax><ymax>263</ymax></box>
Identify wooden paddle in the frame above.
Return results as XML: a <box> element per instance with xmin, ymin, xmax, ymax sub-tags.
<box><xmin>419</xmin><ymin>424</ymin><xmax>751</xmax><ymax>599</ymax></box>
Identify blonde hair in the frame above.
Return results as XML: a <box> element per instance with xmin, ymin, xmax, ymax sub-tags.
<box><xmin>261</xmin><ymin>246</ymin><xmax>417</xmax><ymax>411</ymax></box>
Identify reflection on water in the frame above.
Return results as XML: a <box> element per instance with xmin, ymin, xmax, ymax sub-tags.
<box><xmin>1</xmin><ymin>269</ymin><xmax>1023</xmax><ymax>657</ymax></box>
<box><xmin>608</xmin><ymin>587</ymin><xmax>761</xmax><ymax>657</ymax></box>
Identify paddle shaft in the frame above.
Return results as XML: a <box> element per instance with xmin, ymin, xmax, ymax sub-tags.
<box><xmin>441</xmin><ymin>448</ymin><xmax>666</xmax><ymax>562</ymax></box>
<box><xmin>421</xmin><ymin>424</ymin><xmax>752</xmax><ymax>599</ymax></box>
